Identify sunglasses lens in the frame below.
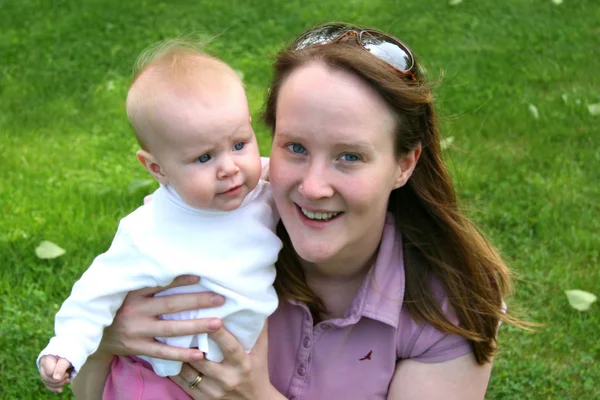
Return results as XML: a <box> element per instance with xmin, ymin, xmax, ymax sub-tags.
<box><xmin>360</xmin><ymin>31</ymin><xmax>413</xmax><ymax>73</ymax></box>
<box><xmin>293</xmin><ymin>24</ymin><xmax>349</xmax><ymax>50</ymax></box>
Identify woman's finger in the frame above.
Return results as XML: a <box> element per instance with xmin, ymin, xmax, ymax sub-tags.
<box><xmin>123</xmin><ymin>317</ymin><xmax>223</xmax><ymax>341</ymax></box>
<box><xmin>186</xmin><ymin>357</ymin><xmax>224</xmax><ymax>385</ymax></box>
<box><xmin>134</xmin><ymin>291</ymin><xmax>225</xmax><ymax>317</ymax></box>
<box><xmin>169</xmin><ymin>374</ymin><xmax>199</xmax><ymax>398</ymax></box>
<box><xmin>170</xmin><ymin>374</ymin><xmax>212</xmax><ymax>399</ymax></box>
<box><xmin>127</xmin><ymin>339</ymin><xmax>208</xmax><ymax>363</ymax></box>
<box><xmin>179</xmin><ymin>362</ymin><xmax>206</xmax><ymax>387</ymax></box>
<box><xmin>172</xmin><ymin>363</ymin><xmax>221</xmax><ymax>399</ymax></box>
<box><xmin>209</xmin><ymin>327</ymin><xmax>247</xmax><ymax>366</ymax></box>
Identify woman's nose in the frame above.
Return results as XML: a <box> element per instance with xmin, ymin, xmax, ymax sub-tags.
<box><xmin>299</xmin><ymin>163</ymin><xmax>334</xmax><ymax>200</ymax></box>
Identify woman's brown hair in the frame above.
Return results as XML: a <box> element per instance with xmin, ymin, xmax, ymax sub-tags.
<box><xmin>263</xmin><ymin>29</ymin><xmax>521</xmax><ymax>365</ymax></box>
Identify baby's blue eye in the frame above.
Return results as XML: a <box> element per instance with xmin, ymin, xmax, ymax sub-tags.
<box><xmin>233</xmin><ymin>142</ymin><xmax>245</xmax><ymax>151</ymax></box>
<box><xmin>197</xmin><ymin>154</ymin><xmax>211</xmax><ymax>163</ymax></box>
<box><xmin>340</xmin><ymin>153</ymin><xmax>360</xmax><ymax>162</ymax></box>
<box><xmin>288</xmin><ymin>143</ymin><xmax>306</xmax><ymax>154</ymax></box>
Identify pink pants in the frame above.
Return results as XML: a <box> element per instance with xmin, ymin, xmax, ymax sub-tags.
<box><xmin>103</xmin><ymin>356</ymin><xmax>191</xmax><ymax>400</ymax></box>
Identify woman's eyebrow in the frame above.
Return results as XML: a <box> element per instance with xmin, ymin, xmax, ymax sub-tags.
<box><xmin>333</xmin><ymin>141</ymin><xmax>376</xmax><ymax>153</ymax></box>
<box><xmin>273</xmin><ymin>132</ymin><xmax>297</xmax><ymax>140</ymax></box>
<box><xmin>276</xmin><ymin>132</ymin><xmax>375</xmax><ymax>150</ymax></box>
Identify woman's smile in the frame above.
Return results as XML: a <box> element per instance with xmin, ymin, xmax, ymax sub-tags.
<box><xmin>298</xmin><ymin>206</ymin><xmax>343</xmax><ymax>221</ymax></box>
<box><xmin>296</xmin><ymin>204</ymin><xmax>343</xmax><ymax>223</ymax></box>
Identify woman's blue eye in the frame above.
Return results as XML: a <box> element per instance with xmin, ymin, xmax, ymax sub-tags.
<box><xmin>340</xmin><ymin>153</ymin><xmax>360</xmax><ymax>162</ymax></box>
<box><xmin>233</xmin><ymin>142</ymin><xmax>245</xmax><ymax>151</ymax></box>
<box><xmin>288</xmin><ymin>143</ymin><xmax>306</xmax><ymax>154</ymax></box>
<box><xmin>197</xmin><ymin>154</ymin><xmax>211</xmax><ymax>163</ymax></box>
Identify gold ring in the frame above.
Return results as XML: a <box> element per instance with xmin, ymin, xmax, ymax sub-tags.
<box><xmin>188</xmin><ymin>373</ymin><xmax>203</xmax><ymax>389</ymax></box>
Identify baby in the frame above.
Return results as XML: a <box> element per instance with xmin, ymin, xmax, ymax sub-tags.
<box><xmin>37</xmin><ymin>41</ymin><xmax>281</xmax><ymax>392</ymax></box>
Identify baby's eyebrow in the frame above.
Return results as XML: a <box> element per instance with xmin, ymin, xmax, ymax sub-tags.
<box><xmin>224</xmin><ymin>121</ymin><xmax>253</xmax><ymax>138</ymax></box>
<box><xmin>230</xmin><ymin>129</ymin><xmax>254</xmax><ymax>140</ymax></box>
<box><xmin>181</xmin><ymin>144</ymin><xmax>214</xmax><ymax>160</ymax></box>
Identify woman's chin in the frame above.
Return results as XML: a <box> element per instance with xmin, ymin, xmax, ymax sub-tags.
<box><xmin>292</xmin><ymin>241</ymin><xmax>337</xmax><ymax>265</ymax></box>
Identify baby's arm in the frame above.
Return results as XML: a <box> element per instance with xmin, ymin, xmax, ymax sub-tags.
<box><xmin>37</xmin><ymin>224</ymin><xmax>163</xmax><ymax>380</ymax></box>
<box><xmin>39</xmin><ymin>355</ymin><xmax>73</xmax><ymax>393</ymax></box>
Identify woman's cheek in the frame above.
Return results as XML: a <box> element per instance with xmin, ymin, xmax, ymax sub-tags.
<box><xmin>345</xmin><ymin>175</ymin><xmax>390</xmax><ymax>211</ymax></box>
<box><xmin>269</xmin><ymin>152</ymin><xmax>297</xmax><ymax>188</ymax></box>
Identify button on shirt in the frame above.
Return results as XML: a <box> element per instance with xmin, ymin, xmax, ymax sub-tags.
<box><xmin>268</xmin><ymin>215</ymin><xmax>472</xmax><ymax>399</ymax></box>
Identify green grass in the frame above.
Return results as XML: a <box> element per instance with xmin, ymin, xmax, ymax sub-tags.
<box><xmin>1</xmin><ymin>0</ymin><xmax>598</xmax><ymax>398</ymax></box>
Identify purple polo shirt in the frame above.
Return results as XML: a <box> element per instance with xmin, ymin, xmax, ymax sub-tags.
<box><xmin>267</xmin><ymin>215</ymin><xmax>472</xmax><ymax>399</ymax></box>
<box><xmin>103</xmin><ymin>215</ymin><xmax>472</xmax><ymax>399</ymax></box>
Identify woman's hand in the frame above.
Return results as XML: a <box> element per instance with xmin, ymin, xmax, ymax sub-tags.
<box><xmin>170</xmin><ymin>323</ymin><xmax>285</xmax><ymax>399</ymax></box>
<box><xmin>72</xmin><ymin>276</ymin><xmax>226</xmax><ymax>399</ymax></box>
<box><xmin>99</xmin><ymin>275</ymin><xmax>225</xmax><ymax>362</ymax></box>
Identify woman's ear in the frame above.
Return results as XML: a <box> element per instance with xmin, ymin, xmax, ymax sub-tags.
<box><xmin>393</xmin><ymin>143</ymin><xmax>422</xmax><ymax>189</ymax></box>
<box><xmin>136</xmin><ymin>150</ymin><xmax>168</xmax><ymax>185</ymax></box>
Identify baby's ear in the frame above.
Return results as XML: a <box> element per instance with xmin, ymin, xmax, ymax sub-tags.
<box><xmin>136</xmin><ymin>150</ymin><xmax>168</xmax><ymax>184</ymax></box>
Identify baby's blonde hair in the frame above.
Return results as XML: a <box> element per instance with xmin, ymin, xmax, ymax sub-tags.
<box><xmin>132</xmin><ymin>38</ymin><xmax>218</xmax><ymax>83</ymax></box>
<box><xmin>127</xmin><ymin>38</ymin><xmax>239</xmax><ymax>150</ymax></box>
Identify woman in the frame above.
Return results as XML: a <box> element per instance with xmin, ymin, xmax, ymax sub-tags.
<box><xmin>73</xmin><ymin>23</ymin><xmax>513</xmax><ymax>399</ymax></box>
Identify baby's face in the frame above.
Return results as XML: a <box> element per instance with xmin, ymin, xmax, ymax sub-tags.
<box><xmin>150</xmin><ymin>82</ymin><xmax>262</xmax><ymax>211</ymax></box>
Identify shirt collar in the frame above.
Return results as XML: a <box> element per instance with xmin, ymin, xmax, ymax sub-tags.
<box><xmin>345</xmin><ymin>213</ymin><xmax>405</xmax><ymax>328</ymax></box>
<box><xmin>159</xmin><ymin>184</ymin><xmax>221</xmax><ymax>214</ymax></box>
<box><xmin>285</xmin><ymin>213</ymin><xmax>405</xmax><ymax>329</ymax></box>
<box><xmin>157</xmin><ymin>182</ymin><xmax>263</xmax><ymax>215</ymax></box>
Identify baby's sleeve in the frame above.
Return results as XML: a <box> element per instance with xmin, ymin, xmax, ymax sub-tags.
<box><xmin>260</xmin><ymin>157</ymin><xmax>270</xmax><ymax>181</ymax></box>
<box><xmin>396</xmin><ymin>292</ymin><xmax>472</xmax><ymax>363</ymax></box>
<box><xmin>37</xmin><ymin>222</ymin><xmax>162</xmax><ymax>376</ymax></box>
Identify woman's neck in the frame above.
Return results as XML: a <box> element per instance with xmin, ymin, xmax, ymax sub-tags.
<box><xmin>297</xmin><ymin>215</ymin><xmax>387</xmax><ymax>320</ymax></box>
<box><xmin>301</xmin><ymin>249</ymin><xmax>378</xmax><ymax>320</ymax></box>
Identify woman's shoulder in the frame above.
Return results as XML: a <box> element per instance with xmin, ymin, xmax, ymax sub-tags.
<box><xmin>395</xmin><ymin>279</ymin><xmax>472</xmax><ymax>363</ymax></box>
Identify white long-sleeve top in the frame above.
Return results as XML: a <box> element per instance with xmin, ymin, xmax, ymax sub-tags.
<box><xmin>37</xmin><ymin>180</ymin><xmax>282</xmax><ymax>377</ymax></box>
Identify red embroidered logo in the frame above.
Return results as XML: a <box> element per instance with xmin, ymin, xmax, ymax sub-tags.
<box><xmin>359</xmin><ymin>350</ymin><xmax>372</xmax><ymax>361</ymax></box>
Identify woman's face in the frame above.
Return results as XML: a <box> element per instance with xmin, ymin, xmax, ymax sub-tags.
<box><xmin>270</xmin><ymin>62</ymin><xmax>413</xmax><ymax>271</ymax></box>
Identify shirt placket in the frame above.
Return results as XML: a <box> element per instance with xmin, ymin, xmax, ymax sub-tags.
<box><xmin>288</xmin><ymin>306</ymin><xmax>333</xmax><ymax>400</ymax></box>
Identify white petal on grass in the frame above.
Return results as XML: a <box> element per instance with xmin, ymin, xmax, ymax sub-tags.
<box><xmin>552</xmin><ymin>0</ymin><xmax>563</xmax><ymax>5</ymax></box>
<box><xmin>565</xmin><ymin>290</ymin><xmax>597</xmax><ymax>311</ymax></box>
<box><xmin>561</xmin><ymin>93</ymin><xmax>569</xmax><ymax>103</ymax></box>
<box><xmin>449</xmin><ymin>0</ymin><xmax>463</xmax><ymax>5</ymax></box>
<box><xmin>128</xmin><ymin>179</ymin><xmax>155</xmax><ymax>194</ymax></box>
<box><xmin>528</xmin><ymin>104</ymin><xmax>540</xmax><ymax>120</ymax></box>
<box><xmin>440</xmin><ymin>136</ymin><xmax>455</xmax><ymax>150</ymax></box>
<box><xmin>587</xmin><ymin>103</ymin><xmax>600</xmax><ymax>116</ymax></box>
<box><xmin>36</xmin><ymin>241</ymin><xmax>66</xmax><ymax>259</ymax></box>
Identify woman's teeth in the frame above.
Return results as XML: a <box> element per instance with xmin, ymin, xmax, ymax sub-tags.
<box><xmin>301</xmin><ymin>208</ymin><xmax>341</xmax><ymax>221</ymax></box>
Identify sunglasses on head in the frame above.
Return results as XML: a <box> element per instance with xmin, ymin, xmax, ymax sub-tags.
<box><xmin>291</xmin><ymin>24</ymin><xmax>417</xmax><ymax>81</ymax></box>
